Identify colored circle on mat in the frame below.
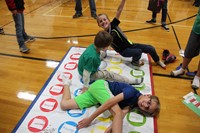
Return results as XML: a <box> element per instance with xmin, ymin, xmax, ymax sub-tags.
<box><xmin>40</xmin><ymin>98</ymin><xmax>58</xmax><ymax>112</ymax></box>
<box><xmin>74</xmin><ymin>88</ymin><xmax>82</xmax><ymax>96</ymax></box>
<box><xmin>129</xmin><ymin>131</ymin><xmax>140</xmax><ymax>133</ymax></box>
<box><xmin>28</xmin><ymin>116</ymin><xmax>48</xmax><ymax>132</ymax></box>
<box><xmin>70</xmin><ymin>53</ymin><xmax>81</xmax><ymax>60</ymax></box>
<box><xmin>130</xmin><ymin>69</ymin><xmax>145</xmax><ymax>78</ymax></box>
<box><xmin>107</xmin><ymin>66</ymin><xmax>122</xmax><ymax>74</ymax></box>
<box><xmin>126</xmin><ymin>109</ymin><xmax>146</xmax><ymax>127</ymax></box>
<box><xmin>49</xmin><ymin>84</ymin><xmax>64</xmax><ymax>96</ymax></box>
<box><xmin>57</xmin><ymin>72</ymin><xmax>72</xmax><ymax>82</ymax></box>
<box><xmin>91</xmin><ymin>126</ymin><xmax>108</xmax><ymax>133</ymax></box>
<box><xmin>110</xmin><ymin>57</ymin><xmax>122</xmax><ymax>64</ymax></box>
<box><xmin>67</xmin><ymin>108</ymin><xmax>86</xmax><ymax>117</ymax></box>
<box><xmin>141</xmin><ymin>84</ymin><xmax>151</xmax><ymax>93</ymax></box>
<box><xmin>58</xmin><ymin>121</ymin><xmax>78</xmax><ymax>133</ymax></box>
<box><xmin>133</xmin><ymin>83</ymin><xmax>145</xmax><ymax>91</ymax></box>
<box><xmin>64</xmin><ymin>62</ymin><xmax>78</xmax><ymax>70</ymax></box>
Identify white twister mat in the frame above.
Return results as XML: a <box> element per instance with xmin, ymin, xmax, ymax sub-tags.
<box><xmin>12</xmin><ymin>47</ymin><xmax>157</xmax><ymax>133</ymax></box>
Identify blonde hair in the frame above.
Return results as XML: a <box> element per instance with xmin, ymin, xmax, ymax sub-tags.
<box><xmin>96</xmin><ymin>13</ymin><xmax>110</xmax><ymax>24</ymax></box>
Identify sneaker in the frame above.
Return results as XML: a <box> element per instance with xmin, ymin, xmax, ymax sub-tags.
<box><xmin>146</xmin><ymin>19</ymin><xmax>156</xmax><ymax>24</ymax></box>
<box><xmin>91</xmin><ymin>13</ymin><xmax>97</xmax><ymax>19</ymax></box>
<box><xmin>72</xmin><ymin>13</ymin><xmax>83</xmax><ymax>19</ymax></box>
<box><xmin>20</xmin><ymin>45</ymin><xmax>30</xmax><ymax>53</ymax></box>
<box><xmin>162</xmin><ymin>24</ymin><xmax>170</xmax><ymax>31</ymax></box>
<box><xmin>171</xmin><ymin>68</ymin><xmax>185</xmax><ymax>77</ymax></box>
<box><xmin>131</xmin><ymin>60</ymin><xmax>144</xmax><ymax>67</ymax></box>
<box><xmin>192</xmin><ymin>76</ymin><xmax>200</xmax><ymax>89</ymax></box>
<box><xmin>25</xmin><ymin>36</ymin><xmax>35</xmax><ymax>43</ymax></box>
<box><xmin>0</xmin><ymin>27</ymin><xmax>4</xmax><ymax>34</ymax></box>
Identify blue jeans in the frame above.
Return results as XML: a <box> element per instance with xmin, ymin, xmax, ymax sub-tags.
<box><xmin>12</xmin><ymin>12</ymin><xmax>28</xmax><ymax>47</ymax></box>
<box><xmin>119</xmin><ymin>43</ymin><xmax>160</xmax><ymax>63</ymax></box>
<box><xmin>75</xmin><ymin>0</ymin><xmax>96</xmax><ymax>15</ymax></box>
<box><xmin>152</xmin><ymin>0</ymin><xmax>168</xmax><ymax>24</ymax></box>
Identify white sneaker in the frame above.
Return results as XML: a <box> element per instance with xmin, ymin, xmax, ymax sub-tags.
<box><xmin>192</xmin><ymin>76</ymin><xmax>200</xmax><ymax>89</ymax></box>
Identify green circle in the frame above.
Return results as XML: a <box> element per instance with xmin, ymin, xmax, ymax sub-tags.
<box><xmin>130</xmin><ymin>69</ymin><xmax>145</xmax><ymax>78</ymax></box>
<box><xmin>126</xmin><ymin>109</ymin><xmax>146</xmax><ymax>127</ymax></box>
<box><xmin>128</xmin><ymin>131</ymin><xmax>140</xmax><ymax>133</ymax></box>
<box><xmin>134</xmin><ymin>83</ymin><xmax>145</xmax><ymax>91</ymax></box>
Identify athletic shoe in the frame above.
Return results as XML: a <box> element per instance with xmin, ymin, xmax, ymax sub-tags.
<box><xmin>0</xmin><ymin>27</ymin><xmax>4</xmax><ymax>34</ymax></box>
<box><xmin>131</xmin><ymin>60</ymin><xmax>144</xmax><ymax>67</ymax></box>
<box><xmin>73</xmin><ymin>13</ymin><xmax>83</xmax><ymax>19</ymax></box>
<box><xmin>20</xmin><ymin>45</ymin><xmax>30</xmax><ymax>53</ymax></box>
<box><xmin>162</xmin><ymin>24</ymin><xmax>170</xmax><ymax>31</ymax></box>
<box><xmin>146</xmin><ymin>19</ymin><xmax>156</xmax><ymax>23</ymax></box>
<box><xmin>192</xmin><ymin>76</ymin><xmax>200</xmax><ymax>89</ymax></box>
<box><xmin>25</xmin><ymin>36</ymin><xmax>35</xmax><ymax>43</ymax></box>
<box><xmin>171</xmin><ymin>68</ymin><xmax>185</xmax><ymax>77</ymax></box>
<box><xmin>91</xmin><ymin>13</ymin><xmax>97</xmax><ymax>19</ymax></box>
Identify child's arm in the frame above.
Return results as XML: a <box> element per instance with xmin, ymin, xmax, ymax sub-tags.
<box><xmin>115</xmin><ymin>0</ymin><xmax>126</xmax><ymax>20</ymax></box>
<box><xmin>105</xmin><ymin>106</ymin><xmax>131</xmax><ymax>133</ymax></box>
<box><xmin>77</xmin><ymin>93</ymin><xmax>124</xmax><ymax>129</ymax></box>
<box><xmin>82</xmin><ymin>69</ymin><xmax>91</xmax><ymax>92</ymax></box>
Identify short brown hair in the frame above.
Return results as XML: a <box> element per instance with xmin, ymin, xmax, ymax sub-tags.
<box><xmin>94</xmin><ymin>30</ymin><xmax>113</xmax><ymax>48</ymax></box>
<box><xmin>150</xmin><ymin>95</ymin><xmax>160</xmax><ymax>117</ymax></box>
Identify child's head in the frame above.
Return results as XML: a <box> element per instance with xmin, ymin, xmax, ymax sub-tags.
<box><xmin>137</xmin><ymin>95</ymin><xmax>160</xmax><ymax>117</ymax></box>
<box><xmin>94</xmin><ymin>30</ymin><xmax>113</xmax><ymax>49</ymax></box>
<box><xmin>96</xmin><ymin>14</ymin><xmax>110</xmax><ymax>30</ymax></box>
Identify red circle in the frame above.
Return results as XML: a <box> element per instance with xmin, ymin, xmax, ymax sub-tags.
<box><xmin>49</xmin><ymin>84</ymin><xmax>64</xmax><ymax>96</ymax></box>
<box><xmin>40</xmin><ymin>98</ymin><xmax>58</xmax><ymax>112</ymax></box>
<box><xmin>64</xmin><ymin>62</ymin><xmax>78</xmax><ymax>70</ymax></box>
<box><xmin>57</xmin><ymin>72</ymin><xmax>72</xmax><ymax>82</ymax></box>
<box><xmin>28</xmin><ymin>116</ymin><xmax>48</xmax><ymax>132</ymax></box>
<box><xmin>70</xmin><ymin>53</ymin><xmax>81</xmax><ymax>60</ymax></box>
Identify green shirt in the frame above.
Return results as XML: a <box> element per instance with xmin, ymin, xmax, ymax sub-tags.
<box><xmin>78</xmin><ymin>44</ymin><xmax>101</xmax><ymax>76</ymax></box>
<box><xmin>193</xmin><ymin>7</ymin><xmax>200</xmax><ymax>35</ymax></box>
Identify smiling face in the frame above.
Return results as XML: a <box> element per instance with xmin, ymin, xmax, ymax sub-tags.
<box><xmin>97</xmin><ymin>14</ymin><xmax>111</xmax><ymax>30</ymax></box>
<box><xmin>137</xmin><ymin>95</ymin><xmax>159</xmax><ymax>116</ymax></box>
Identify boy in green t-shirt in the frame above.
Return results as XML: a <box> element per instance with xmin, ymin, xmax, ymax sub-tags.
<box><xmin>78</xmin><ymin>31</ymin><xmax>143</xmax><ymax>92</ymax></box>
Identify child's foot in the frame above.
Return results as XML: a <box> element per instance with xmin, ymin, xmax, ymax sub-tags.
<box><xmin>129</xmin><ymin>77</ymin><xmax>144</xmax><ymax>85</ymax></box>
<box><xmin>62</xmin><ymin>74</ymin><xmax>72</xmax><ymax>86</ymax></box>
<box><xmin>161</xmin><ymin>24</ymin><xmax>170</xmax><ymax>31</ymax></box>
<box><xmin>192</xmin><ymin>76</ymin><xmax>200</xmax><ymax>89</ymax></box>
<box><xmin>131</xmin><ymin>60</ymin><xmax>144</xmax><ymax>67</ymax></box>
<box><xmin>0</xmin><ymin>27</ymin><xmax>4</xmax><ymax>34</ymax></box>
<box><xmin>156</xmin><ymin>61</ymin><xmax>166</xmax><ymax>69</ymax></box>
<box><xmin>146</xmin><ymin>19</ymin><xmax>156</xmax><ymax>24</ymax></box>
<box><xmin>171</xmin><ymin>68</ymin><xmax>185</xmax><ymax>77</ymax></box>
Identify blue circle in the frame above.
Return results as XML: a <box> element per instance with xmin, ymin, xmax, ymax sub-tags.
<box><xmin>58</xmin><ymin>121</ymin><xmax>78</xmax><ymax>133</ymax></box>
<box><xmin>74</xmin><ymin>88</ymin><xmax>82</xmax><ymax>97</ymax></box>
<box><xmin>67</xmin><ymin>108</ymin><xmax>86</xmax><ymax>117</ymax></box>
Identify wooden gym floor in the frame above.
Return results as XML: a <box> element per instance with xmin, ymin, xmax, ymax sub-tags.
<box><xmin>0</xmin><ymin>0</ymin><xmax>199</xmax><ymax>133</ymax></box>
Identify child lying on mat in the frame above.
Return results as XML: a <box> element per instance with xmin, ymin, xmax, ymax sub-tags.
<box><xmin>60</xmin><ymin>75</ymin><xmax>160</xmax><ymax>133</ymax></box>
<box><xmin>78</xmin><ymin>30</ymin><xmax>143</xmax><ymax>93</ymax></box>
<box><xmin>96</xmin><ymin>0</ymin><xmax>166</xmax><ymax>69</ymax></box>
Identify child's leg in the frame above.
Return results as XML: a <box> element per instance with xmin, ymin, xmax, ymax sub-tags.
<box><xmin>91</xmin><ymin>70</ymin><xmax>143</xmax><ymax>85</ymax></box>
<box><xmin>60</xmin><ymin>75</ymin><xmax>79</xmax><ymax>110</ymax></box>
